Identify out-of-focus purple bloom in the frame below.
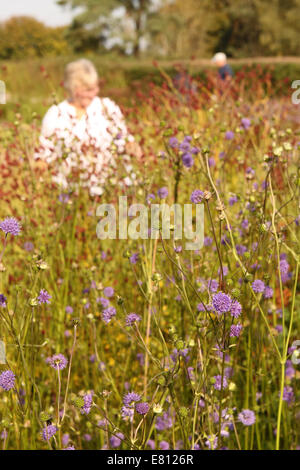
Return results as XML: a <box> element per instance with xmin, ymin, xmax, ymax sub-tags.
<box><xmin>205</xmin><ymin>435</ymin><xmax>218</xmax><ymax>449</ymax></box>
<box><xmin>147</xmin><ymin>439</ymin><xmax>155</xmax><ymax>450</ymax></box>
<box><xmin>204</xmin><ymin>236</ymin><xmax>212</xmax><ymax>246</ymax></box>
<box><xmin>159</xmin><ymin>440</ymin><xmax>170</xmax><ymax>450</ymax></box>
<box><xmin>62</xmin><ymin>433</ymin><xmax>69</xmax><ymax>447</ymax></box>
<box><xmin>213</xmin><ymin>375</ymin><xmax>228</xmax><ymax>390</ymax></box>
<box><xmin>225</xmin><ymin>131</ymin><xmax>234</xmax><ymax>140</ymax></box>
<box><xmin>103</xmin><ymin>287</ymin><xmax>114</xmax><ymax>298</ymax></box>
<box><xmin>155</xmin><ymin>412</ymin><xmax>173</xmax><ymax>431</ymax></box>
<box><xmin>58</xmin><ymin>193</ymin><xmax>70</xmax><ymax>204</ymax></box>
<box><xmin>230</xmin><ymin>324</ymin><xmax>243</xmax><ymax>337</ymax></box>
<box><xmin>238</xmin><ymin>409</ymin><xmax>256</xmax><ymax>426</ymax></box>
<box><xmin>229</xmin><ymin>195</ymin><xmax>238</xmax><ymax>206</ymax></box>
<box><xmin>0</xmin><ymin>294</ymin><xmax>7</xmax><ymax>307</ymax></box>
<box><xmin>208</xmin><ymin>157</ymin><xmax>215</xmax><ymax>167</ymax></box>
<box><xmin>190</xmin><ymin>190</ymin><xmax>204</xmax><ymax>204</ymax></box>
<box><xmin>231</xmin><ymin>300</ymin><xmax>242</xmax><ymax>318</ymax></box>
<box><xmin>102</xmin><ymin>306</ymin><xmax>116</xmax><ymax>324</ymax></box>
<box><xmin>263</xmin><ymin>286</ymin><xmax>273</xmax><ymax>299</ymax></box>
<box><xmin>207</xmin><ymin>279</ymin><xmax>219</xmax><ymax>293</ymax></box>
<box><xmin>81</xmin><ymin>392</ymin><xmax>93</xmax><ymax>415</ymax></box>
<box><xmin>121</xmin><ymin>406</ymin><xmax>134</xmax><ymax>422</ymax></box>
<box><xmin>182</xmin><ymin>153</ymin><xmax>194</xmax><ymax>168</ymax></box>
<box><xmin>98</xmin><ymin>297</ymin><xmax>110</xmax><ymax>308</ymax></box>
<box><xmin>252</xmin><ymin>280</ymin><xmax>265</xmax><ymax>293</ymax></box>
<box><xmin>110</xmin><ymin>432</ymin><xmax>124</xmax><ymax>448</ymax></box>
<box><xmin>126</xmin><ymin>313</ymin><xmax>141</xmax><ymax>326</ymax></box>
<box><xmin>169</xmin><ymin>137</ymin><xmax>179</xmax><ymax>148</ymax></box>
<box><xmin>157</xmin><ymin>187</ymin><xmax>168</xmax><ymax>199</ymax></box>
<box><xmin>0</xmin><ymin>217</ymin><xmax>21</xmax><ymax>236</ymax></box>
<box><xmin>83</xmin><ymin>434</ymin><xmax>92</xmax><ymax>441</ymax></box>
<box><xmin>65</xmin><ymin>306</ymin><xmax>73</xmax><ymax>314</ymax></box>
<box><xmin>46</xmin><ymin>353</ymin><xmax>68</xmax><ymax>370</ymax></box>
<box><xmin>281</xmin><ymin>386</ymin><xmax>294</xmax><ymax>404</ymax></box>
<box><xmin>285</xmin><ymin>360</ymin><xmax>295</xmax><ymax>379</ymax></box>
<box><xmin>241</xmin><ymin>118</ymin><xmax>251</xmax><ymax>129</ymax></box>
<box><xmin>137</xmin><ymin>353</ymin><xmax>145</xmax><ymax>366</ymax></box>
<box><xmin>0</xmin><ymin>370</ymin><xmax>15</xmax><ymax>391</ymax></box>
<box><xmin>23</xmin><ymin>241</ymin><xmax>34</xmax><ymax>252</ymax></box>
<box><xmin>130</xmin><ymin>252</ymin><xmax>139</xmax><ymax>264</ymax></box>
<box><xmin>38</xmin><ymin>289</ymin><xmax>51</xmax><ymax>305</ymax></box>
<box><xmin>42</xmin><ymin>425</ymin><xmax>57</xmax><ymax>441</ymax></box>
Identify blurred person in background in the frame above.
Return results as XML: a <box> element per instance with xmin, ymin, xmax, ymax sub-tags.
<box><xmin>211</xmin><ymin>52</ymin><xmax>234</xmax><ymax>82</ymax></box>
<box><xmin>34</xmin><ymin>58</ymin><xmax>142</xmax><ymax>196</ymax></box>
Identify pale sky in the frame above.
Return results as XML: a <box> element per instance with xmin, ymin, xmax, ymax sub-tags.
<box><xmin>0</xmin><ymin>0</ymin><xmax>77</xmax><ymax>27</ymax></box>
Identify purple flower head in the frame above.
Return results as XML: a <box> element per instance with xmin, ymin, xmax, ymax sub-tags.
<box><xmin>190</xmin><ymin>190</ymin><xmax>204</xmax><ymax>204</ymax></box>
<box><xmin>0</xmin><ymin>370</ymin><xmax>15</xmax><ymax>391</ymax></box>
<box><xmin>121</xmin><ymin>406</ymin><xmax>134</xmax><ymax>422</ymax></box>
<box><xmin>123</xmin><ymin>391</ymin><xmax>141</xmax><ymax>408</ymax></box>
<box><xmin>263</xmin><ymin>286</ymin><xmax>273</xmax><ymax>299</ymax></box>
<box><xmin>204</xmin><ymin>236</ymin><xmax>212</xmax><ymax>246</ymax></box>
<box><xmin>230</xmin><ymin>300</ymin><xmax>242</xmax><ymax>318</ymax></box>
<box><xmin>0</xmin><ymin>217</ymin><xmax>22</xmax><ymax>236</ymax></box>
<box><xmin>281</xmin><ymin>386</ymin><xmax>294</xmax><ymax>404</ymax></box>
<box><xmin>280</xmin><ymin>259</ymin><xmax>289</xmax><ymax>275</ymax></box>
<box><xmin>213</xmin><ymin>375</ymin><xmax>228</xmax><ymax>391</ymax></box>
<box><xmin>58</xmin><ymin>193</ymin><xmax>70</xmax><ymax>204</ymax></box>
<box><xmin>126</xmin><ymin>313</ymin><xmax>141</xmax><ymax>326</ymax></box>
<box><xmin>135</xmin><ymin>402</ymin><xmax>150</xmax><ymax>415</ymax></box>
<box><xmin>23</xmin><ymin>241</ymin><xmax>34</xmax><ymax>252</ymax></box>
<box><xmin>38</xmin><ymin>289</ymin><xmax>51</xmax><ymax>305</ymax></box>
<box><xmin>157</xmin><ymin>187</ymin><xmax>168</xmax><ymax>199</ymax></box>
<box><xmin>169</xmin><ymin>136</ymin><xmax>179</xmax><ymax>148</ymax></box>
<box><xmin>83</xmin><ymin>434</ymin><xmax>92</xmax><ymax>442</ymax></box>
<box><xmin>182</xmin><ymin>153</ymin><xmax>194</xmax><ymax>168</ymax></box>
<box><xmin>130</xmin><ymin>252</ymin><xmax>139</xmax><ymax>264</ymax></box>
<box><xmin>205</xmin><ymin>435</ymin><xmax>218</xmax><ymax>449</ymax></box>
<box><xmin>225</xmin><ymin>130</ymin><xmax>234</xmax><ymax>140</ymax></box>
<box><xmin>252</xmin><ymin>280</ymin><xmax>265</xmax><ymax>293</ymax></box>
<box><xmin>212</xmin><ymin>292</ymin><xmax>232</xmax><ymax>314</ymax></box>
<box><xmin>147</xmin><ymin>439</ymin><xmax>155</xmax><ymax>450</ymax></box>
<box><xmin>0</xmin><ymin>294</ymin><xmax>7</xmax><ymax>307</ymax></box>
<box><xmin>208</xmin><ymin>157</ymin><xmax>215</xmax><ymax>167</ymax></box>
<box><xmin>110</xmin><ymin>432</ymin><xmax>124</xmax><ymax>448</ymax></box>
<box><xmin>65</xmin><ymin>306</ymin><xmax>73</xmax><ymax>314</ymax></box>
<box><xmin>241</xmin><ymin>118</ymin><xmax>251</xmax><ymax>129</ymax></box>
<box><xmin>98</xmin><ymin>297</ymin><xmax>110</xmax><ymax>308</ymax></box>
<box><xmin>42</xmin><ymin>425</ymin><xmax>57</xmax><ymax>441</ymax></box>
<box><xmin>238</xmin><ymin>409</ymin><xmax>256</xmax><ymax>426</ymax></box>
<box><xmin>47</xmin><ymin>353</ymin><xmax>68</xmax><ymax>370</ymax></box>
<box><xmin>160</xmin><ymin>441</ymin><xmax>170</xmax><ymax>450</ymax></box>
<box><xmin>207</xmin><ymin>279</ymin><xmax>219</xmax><ymax>293</ymax></box>
<box><xmin>81</xmin><ymin>392</ymin><xmax>93</xmax><ymax>415</ymax></box>
<box><xmin>103</xmin><ymin>287</ymin><xmax>114</xmax><ymax>298</ymax></box>
<box><xmin>102</xmin><ymin>306</ymin><xmax>116</xmax><ymax>324</ymax></box>
<box><xmin>155</xmin><ymin>412</ymin><xmax>173</xmax><ymax>431</ymax></box>
<box><xmin>230</xmin><ymin>324</ymin><xmax>243</xmax><ymax>337</ymax></box>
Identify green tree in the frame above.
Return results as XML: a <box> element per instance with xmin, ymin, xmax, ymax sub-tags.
<box><xmin>0</xmin><ymin>16</ymin><xmax>70</xmax><ymax>59</ymax></box>
<box><xmin>57</xmin><ymin>0</ymin><xmax>172</xmax><ymax>56</ymax></box>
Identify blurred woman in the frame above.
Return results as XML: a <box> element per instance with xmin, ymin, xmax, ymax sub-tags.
<box><xmin>35</xmin><ymin>58</ymin><xmax>141</xmax><ymax>196</ymax></box>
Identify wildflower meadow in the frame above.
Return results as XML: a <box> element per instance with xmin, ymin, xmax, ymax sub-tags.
<box><xmin>0</xmin><ymin>63</ymin><xmax>299</xmax><ymax>452</ymax></box>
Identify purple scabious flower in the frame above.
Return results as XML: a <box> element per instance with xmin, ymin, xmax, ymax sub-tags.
<box><xmin>160</xmin><ymin>441</ymin><xmax>170</xmax><ymax>450</ymax></box>
<box><xmin>230</xmin><ymin>324</ymin><xmax>243</xmax><ymax>337</ymax></box>
<box><xmin>229</xmin><ymin>194</ymin><xmax>238</xmax><ymax>206</ymax></box>
<box><xmin>110</xmin><ymin>432</ymin><xmax>124</xmax><ymax>448</ymax></box>
<box><xmin>281</xmin><ymin>386</ymin><xmax>294</xmax><ymax>404</ymax></box>
<box><xmin>230</xmin><ymin>300</ymin><xmax>242</xmax><ymax>318</ymax></box>
<box><xmin>225</xmin><ymin>130</ymin><xmax>234</xmax><ymax>140</ymax></box>
<box><xmin>0</xmin><ymin>370</ymin><xmax>15</xmax><ymax>391</ymax></box>
<box><xmin>280</xmin><ymin>259</ymin><xmax>289</xmax><ymax>275</ymax></box>
<box><xmin>241</xmin><ymin>219</ymin><xmax>249</xmax><ymax>230</ymax></box>
<box><xmin>130</xmin><ymin>252</ymin><xmax>139</xmax><ymax>264</ymax></box>
<box><xmin>157</xmin><ymin>187</ymin><xmax>168</xmax><ymax>199</ymax></box>
<box><xmin>42</xmin><ymin>425</ymin><xmax>57</xmax><ymax>441</ymax></box>
<box><xmin>135</xmin><ymin>402</ymin><xmax>150</xmax><ymax>415</ymax></box>
<box><xmin>238</xmin><ymin>409</ymin><xmax>256</xmax><ymax>426</ymax></box>
<box><xmin>204</xmin><ymin>236</ymin><xmax>213</xmax><ymax>246</ymax></box>
<box><xmin>65</xmin><ymin>306</ymin><xmax>73</xmax><ymax>314</ymax></box>
<box><xmin>205</xmin><ymin>435</ymin><xmax>218</xmax><ymax>450</ymax></box>
<box><xmin>38</xmin><ymin>289</ymin><xmax>51</xmax><ymax>305</ymax></box>
<box><xmin>81</xmin><ymin>392</ymin><xmax>93</xmax><ymax>415</ymax></box>
<box><xmin>47</xmin><ymin>353</ymin><xmax>68</xmax><ymax>370</ymax></box>
<box><xmin>103</xmin><ymin>287</ymin><xmax>114</xmax><ymax>298</ymax></box>
<box><xmin>126</xmin><ymin>313</ymin><xmax>141</xmax><ymax>326</ymax></box>
<box><xmin>263</xmin><ymin>286</ymin><xmax>273</xmax><ymax>299</ymax></box>
<box><xmin>0</xmin><ymin>217</ymin><xmax>22</xmax><ymax>236</ymax></box>
<box><xmin>212</xmin><ymin>292</ymin><xmax>232</xmax><ymax>314</ymax></box>
<box><xmin>218</xmin><ymin>265</ymin><xmax>228</xmax><ymax>276</ymax></box>
<box><xmin>121</xmin><ymin>406</ymin><xmax>134</xmax><ymax>422</ymax></box>
<box><xmin>241</xmin><ymin>118</ymin><xmax>251</xmax><ymax>129</ymax></box>
<box><xmin>0</xmin><ymin>294</ymin><xmax>7</xmax><ymax>307</ymax></box>
<box><xmin>102</xmin><ymin>306</ymin><xmax>116</xmax><ymax>324</ymax></box>
<box><xmin>182</xmin><ymin>153</ymin><xmax>194</xmax><ymax>168</ymax></box>
<box><xmin>147</xmin><ymin>439</ymin><xmax>156</xmax><ymax>450</ymax></box>
<box><xmin>190</xmin><ymin>190</ymin><xmax>204</xmax><ymax>204</ymax></box>
<box><xmin>123</xmin><ymin>391</ymin><xmax>141</xmax><ymax>408</ymax></box>
<box><xmin>252</xmin><ymin>280</ymin><xmax>265</xmax><ymax>293</ymax></box>
<box><xmin>58</xmin><ymin>193</ymin><xmax>70</xmax><ymax>204</ymax></box>
<box><xmin>285</xmin><ymin>360</ymin><xmax>295</xmax><ymax>379</ymax></box>
<box><xmin>169</xmin><ymin>136</ymin><xmax>179</xmax><ymax>148</ymax></box>
<box><xmin>155</xmin><ymin>412</ymin><xmax>173</xmax><ymax>431</ymax></box>
<box><xmin>208</xmin><ymin>279</ymin><xmax>219</xmax><ymax>293</ymax></box>
<box><xmin>62</xmin><ymin>433</ymin><xmax>69</xmax><ymax>447</ymax></box>
<box><xmin>213</xmin><ymin>375</ymin><xmax>228</xmax><ymax>390</ymax></box>
<box><xmin>83</xmin><ymin>434</ymin><xmax>92</xmax><ymax>442</ymax></box>
<box><xmin>98</xmin><ymin>297</ymin><xmax>110</xmax><ymax>308</ymax></box>
<box><xmin>23</xmin><ymin>241</ymin><xmax>34</xmax><ymax>252</ymax></box>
